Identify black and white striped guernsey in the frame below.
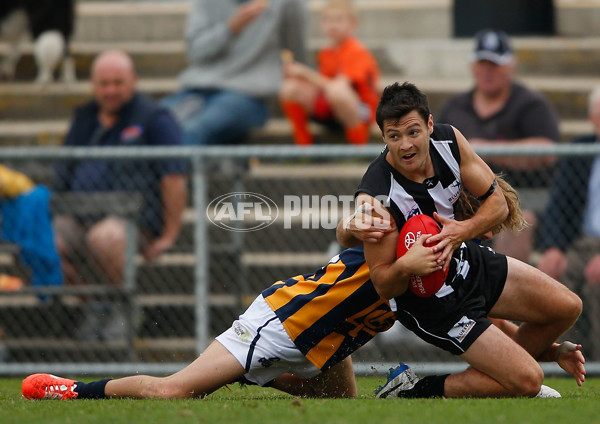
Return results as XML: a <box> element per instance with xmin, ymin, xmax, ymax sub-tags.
<box><xmin>355</xmin><ymin>123</ymin><xmax>510</xmax><ymax>354</ymax></box>
<box><xmin>356</xmin><ymin>124</ymin><xmax>461</xmax><ymax>230</ymax></box>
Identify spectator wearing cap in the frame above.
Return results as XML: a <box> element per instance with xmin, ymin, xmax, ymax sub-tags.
<box><xmin>436</xmin><ymin>29</ymin><xmax>560</xmax><ymax>264</ymax></box>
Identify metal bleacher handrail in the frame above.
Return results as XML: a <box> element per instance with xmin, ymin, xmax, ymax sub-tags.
<box><xmin>0</xmin><ymin>142</ymin><xmax>599</xmax><ymax>161</ymax></box>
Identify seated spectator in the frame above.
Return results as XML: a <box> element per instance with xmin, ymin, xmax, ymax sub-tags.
<box><xmin>537</xmin><ymin>87</ymin><xmax>600</xmax><ymax>360</ymax></box>
<box><xmin>279</xmin><ymin>0</ymin><xmax>380</xmax><ymax>145</ymax></box>
<box><xmin>53</xmin><ymin>50</ymin><xmax>188</xmax><ymax>288</ymax></box>
<box><xmin>0</xmin><ymin>165</ymin><xmax>62</xmax><ymax>290</ymax></box>
<box><xmin>163</xmin><ymin>0</ymin><xmax>308</xmax><ymax>145</ymax></box>
<box><xmin>436</xmin><ymin>29</ymin><xmax>560</xmax><ymax>263</ymax></box>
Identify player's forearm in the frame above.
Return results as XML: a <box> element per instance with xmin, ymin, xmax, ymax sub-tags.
<box><xmin>370</xmin><ymin>260</ymin><xmax>411</xmax><ymax>299</ymax></box>
<box><xmin>160</xmin><ymin>175</ymin><xmax>188</xmax><ymax>241</ymax></box>
<box><xmin>336</xmin><ymin>218</ymin><xmax>362</xmax><ymax>248</ymax></box>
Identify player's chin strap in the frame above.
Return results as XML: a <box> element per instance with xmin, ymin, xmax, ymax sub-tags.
<box><xmin>554</xmin><ymin>340</ymin><xmax>579</xmax><ymax>361</ymax></box>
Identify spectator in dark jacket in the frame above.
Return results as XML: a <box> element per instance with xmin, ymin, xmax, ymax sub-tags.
<box><xmin>54</xmin><ymin>51</ymin><xmax>188</xmax><ymax>287</ymax></box>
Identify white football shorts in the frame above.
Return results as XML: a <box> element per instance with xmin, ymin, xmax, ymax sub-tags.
<box><xmin>215</xmin><ymin>295</ymin><xmax>320</xmax><ymax>386</ymax></box>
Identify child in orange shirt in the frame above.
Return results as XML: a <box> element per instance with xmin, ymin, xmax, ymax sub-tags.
<box><xmin>280</xmin><ymin>0</ymin><xmax>380</xmax><ymax>145</ymax></box>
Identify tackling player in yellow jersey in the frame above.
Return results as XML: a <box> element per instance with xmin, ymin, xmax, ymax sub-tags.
<box><xmin>22</xmin><ymin>247</ymin><xmax>394</xmax><ymax>400</ymax></box>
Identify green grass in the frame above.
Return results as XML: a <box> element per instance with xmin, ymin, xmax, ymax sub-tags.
<box><xmin>1</xmin><ymin>377</ymin><xmax>599</xmax><ymax>424</ymax></box>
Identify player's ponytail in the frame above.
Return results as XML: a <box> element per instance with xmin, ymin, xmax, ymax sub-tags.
<box><xmin>455</xmin><ymin>175</ymin><xmax>527</xmax><ymax>235</ymax></box>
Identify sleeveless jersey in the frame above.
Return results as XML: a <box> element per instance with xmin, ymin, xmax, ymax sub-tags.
<box><xmin>357</xmin><ymin>123</ymin><xmax>462</xmax><ymax>229</ymax></box>
<box><xmin>356</xmin><ymin>123</ymin><xmax>501</xmax><ymax>324</ymax></box>
<box><xmin>262</xmin><ymin>247</ymin><xmax>395</xmax><ymax>371</ymax></box>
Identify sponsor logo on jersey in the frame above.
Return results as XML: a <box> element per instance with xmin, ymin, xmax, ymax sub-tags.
<box><xmin>407</xmin><ymin>206</ymin><xmax>421</xmax><ymax>219</ymax></box>
<box><xmin>447</xmin><ymin>180</ymin><xmax>461</xmax><ymax>203</ymax></box>
<box><xmin>424</xmin><ymin>177</ymin><xmax>437</xmax><ymax>188</ymax></box>
<box><xmin>346</xmin><ymin>304</ymin><xmax>395</xmax><ymax>337</ymax></box>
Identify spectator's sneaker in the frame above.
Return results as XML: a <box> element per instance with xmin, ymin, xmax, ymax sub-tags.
<box><xmin>374</xmin><ymin>362</ymin><xmax>419</xmax><ymax>398</ymax></box>
<box><xmin>535</xmin><ymin>385</ymin><xmax>561</xmax><ymax>398</ymax></box>
<box><xmin>22</xmin><ymin>373</ymin><xmax>79</xmax><ymax>400</ymax></box>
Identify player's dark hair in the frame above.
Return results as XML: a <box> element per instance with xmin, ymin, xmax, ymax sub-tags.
<box><xmin>375</xmin><ymin>82</ymin><xmax>431</xmax><ymax>130</ymax></box>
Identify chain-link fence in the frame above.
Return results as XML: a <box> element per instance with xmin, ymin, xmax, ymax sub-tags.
<box><xmin>0</xmin><ymin>144</ymin><xmax>599</xmax><ymax>376</ymax></box>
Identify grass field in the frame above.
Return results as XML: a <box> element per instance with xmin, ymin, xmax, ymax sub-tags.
<box><xmin>1</xmin><ymin>376</ymin><xmax>599</xmax><ymax>424</ymax></box>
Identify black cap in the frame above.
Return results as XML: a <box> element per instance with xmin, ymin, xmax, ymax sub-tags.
<box><xmin>471</xmin><ymin>29</ymin><xmax>514</xmax><ymax>65</ymax></box>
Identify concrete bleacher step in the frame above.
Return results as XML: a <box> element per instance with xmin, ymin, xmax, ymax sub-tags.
<box><xmin>0</xmin><ymin>116</ymin><xmax>593</xmax><ymax>147</ymax></box>
<box><xmin>2</xmin><ymin>39</ymin><xmax>403</xmax><ymax>80</ymax></box>
<box><xmin>0</xmin><ymin>75</ymin><xmax>594</xmax><ymax>121</ymax></box>
<box><xmin>71</xmin><ymin>1</ymin><xmax>451</xmax><ymax>43</ymax></box>
<box><xmin>0</xmin><ymin>79</ymin><xmax>174</xmax><ymax>121</ymax></box>
<box><xmin>0</xmin><ymin>117</ymin><xmax>361</xmax><ymax>146</ymax></box>
<box><xmin>7</xmin><ymin>36</ymin><xmax>600</xmax><ymax>84</ymax></box>
<box><xmin>385</xmin><ymin>37</ymin><xmax>600</xmax><ymax>79</ymax></box>
<box><xmin>69</xmin><ymin>1</ymin><xmax>600</xmax><ymax>43</ymax></box>
<box><xmin>137</xmin><ymin>249</ymin><xmax>336</xmax><ymax>295</ymax></box>
<box><xmin>0</xmin><ymin>41</ymin><xmax>189</xmax><ymax>81</ymax></box>
<box><xmin>0</xmin><ymin>294</ymin><xmax>232</xmax><ymax>339</ymax></box>
<box><xmin>4</xmin><ymin>0</ymin><xmax>600</xmax><ymax>81</ymax></box>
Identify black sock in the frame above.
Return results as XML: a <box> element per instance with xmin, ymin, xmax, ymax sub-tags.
<box><xmin>397</xmin><ymin>374</ymin><xmax>449</xmax><ymax>398</ymax></box>
<box><xmin>73</xmin><ymin>379</ymin><xmax>111</xmax><ymax>399</ymax></box>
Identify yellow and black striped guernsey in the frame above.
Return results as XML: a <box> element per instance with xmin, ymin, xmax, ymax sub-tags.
<box><xmin>262</xmin><ymin>247</ymin><xmax>395</xmax><ymax>371</ymax></box>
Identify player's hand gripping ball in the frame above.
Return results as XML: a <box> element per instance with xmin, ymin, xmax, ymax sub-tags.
<box><xmin>397</xmin><ymin>214</ymin><xmax>448</xmax><ymax>297</ymax></box>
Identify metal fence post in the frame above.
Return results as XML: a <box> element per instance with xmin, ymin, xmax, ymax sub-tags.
<box><xmin>193</xmin><ymin>152</ymin><xmax>210</xmax><ymax>354</ymax></box>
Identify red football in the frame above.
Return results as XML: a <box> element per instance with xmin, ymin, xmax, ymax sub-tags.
<box><xmin>397</xmin><ymin>214</ymin><xmax>448</xmax><ymax>297</ymax></box>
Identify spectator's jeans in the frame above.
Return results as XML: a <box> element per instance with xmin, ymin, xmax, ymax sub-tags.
<box><xmin>162</xmin><ymin>89</ymin><xmax>269</xmax><ymax>145</ymax></box>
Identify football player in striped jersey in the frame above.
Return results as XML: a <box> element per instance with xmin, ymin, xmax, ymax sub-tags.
<box><xmin>339</xmin><ymin>82</ymin><xmax>585</xmax><ymax>398</ymax></box>
<box><xmin>22</xmin><ymin>247</ymin><xmax>394</xmax><ymax>400</ymax></box>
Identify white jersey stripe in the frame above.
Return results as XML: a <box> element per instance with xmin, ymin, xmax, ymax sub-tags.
<box><xmin>428</xmin><ymin>179</ymin><xmax>456</xmax><ymax>219</ymax></box>
<box><xmin>388</xmin><ymin>174</ymin><xmax>422</xmax><ymax>218</ymax></box>
<box><xmin>403</xmin><ymin>310</ymin><xmax>465</xmax><ymax>353</ymax></box>
<box><xmin>431</xmin><ymin>138</ymin><xmax>461</xmax><ymax>180</ymax></box>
